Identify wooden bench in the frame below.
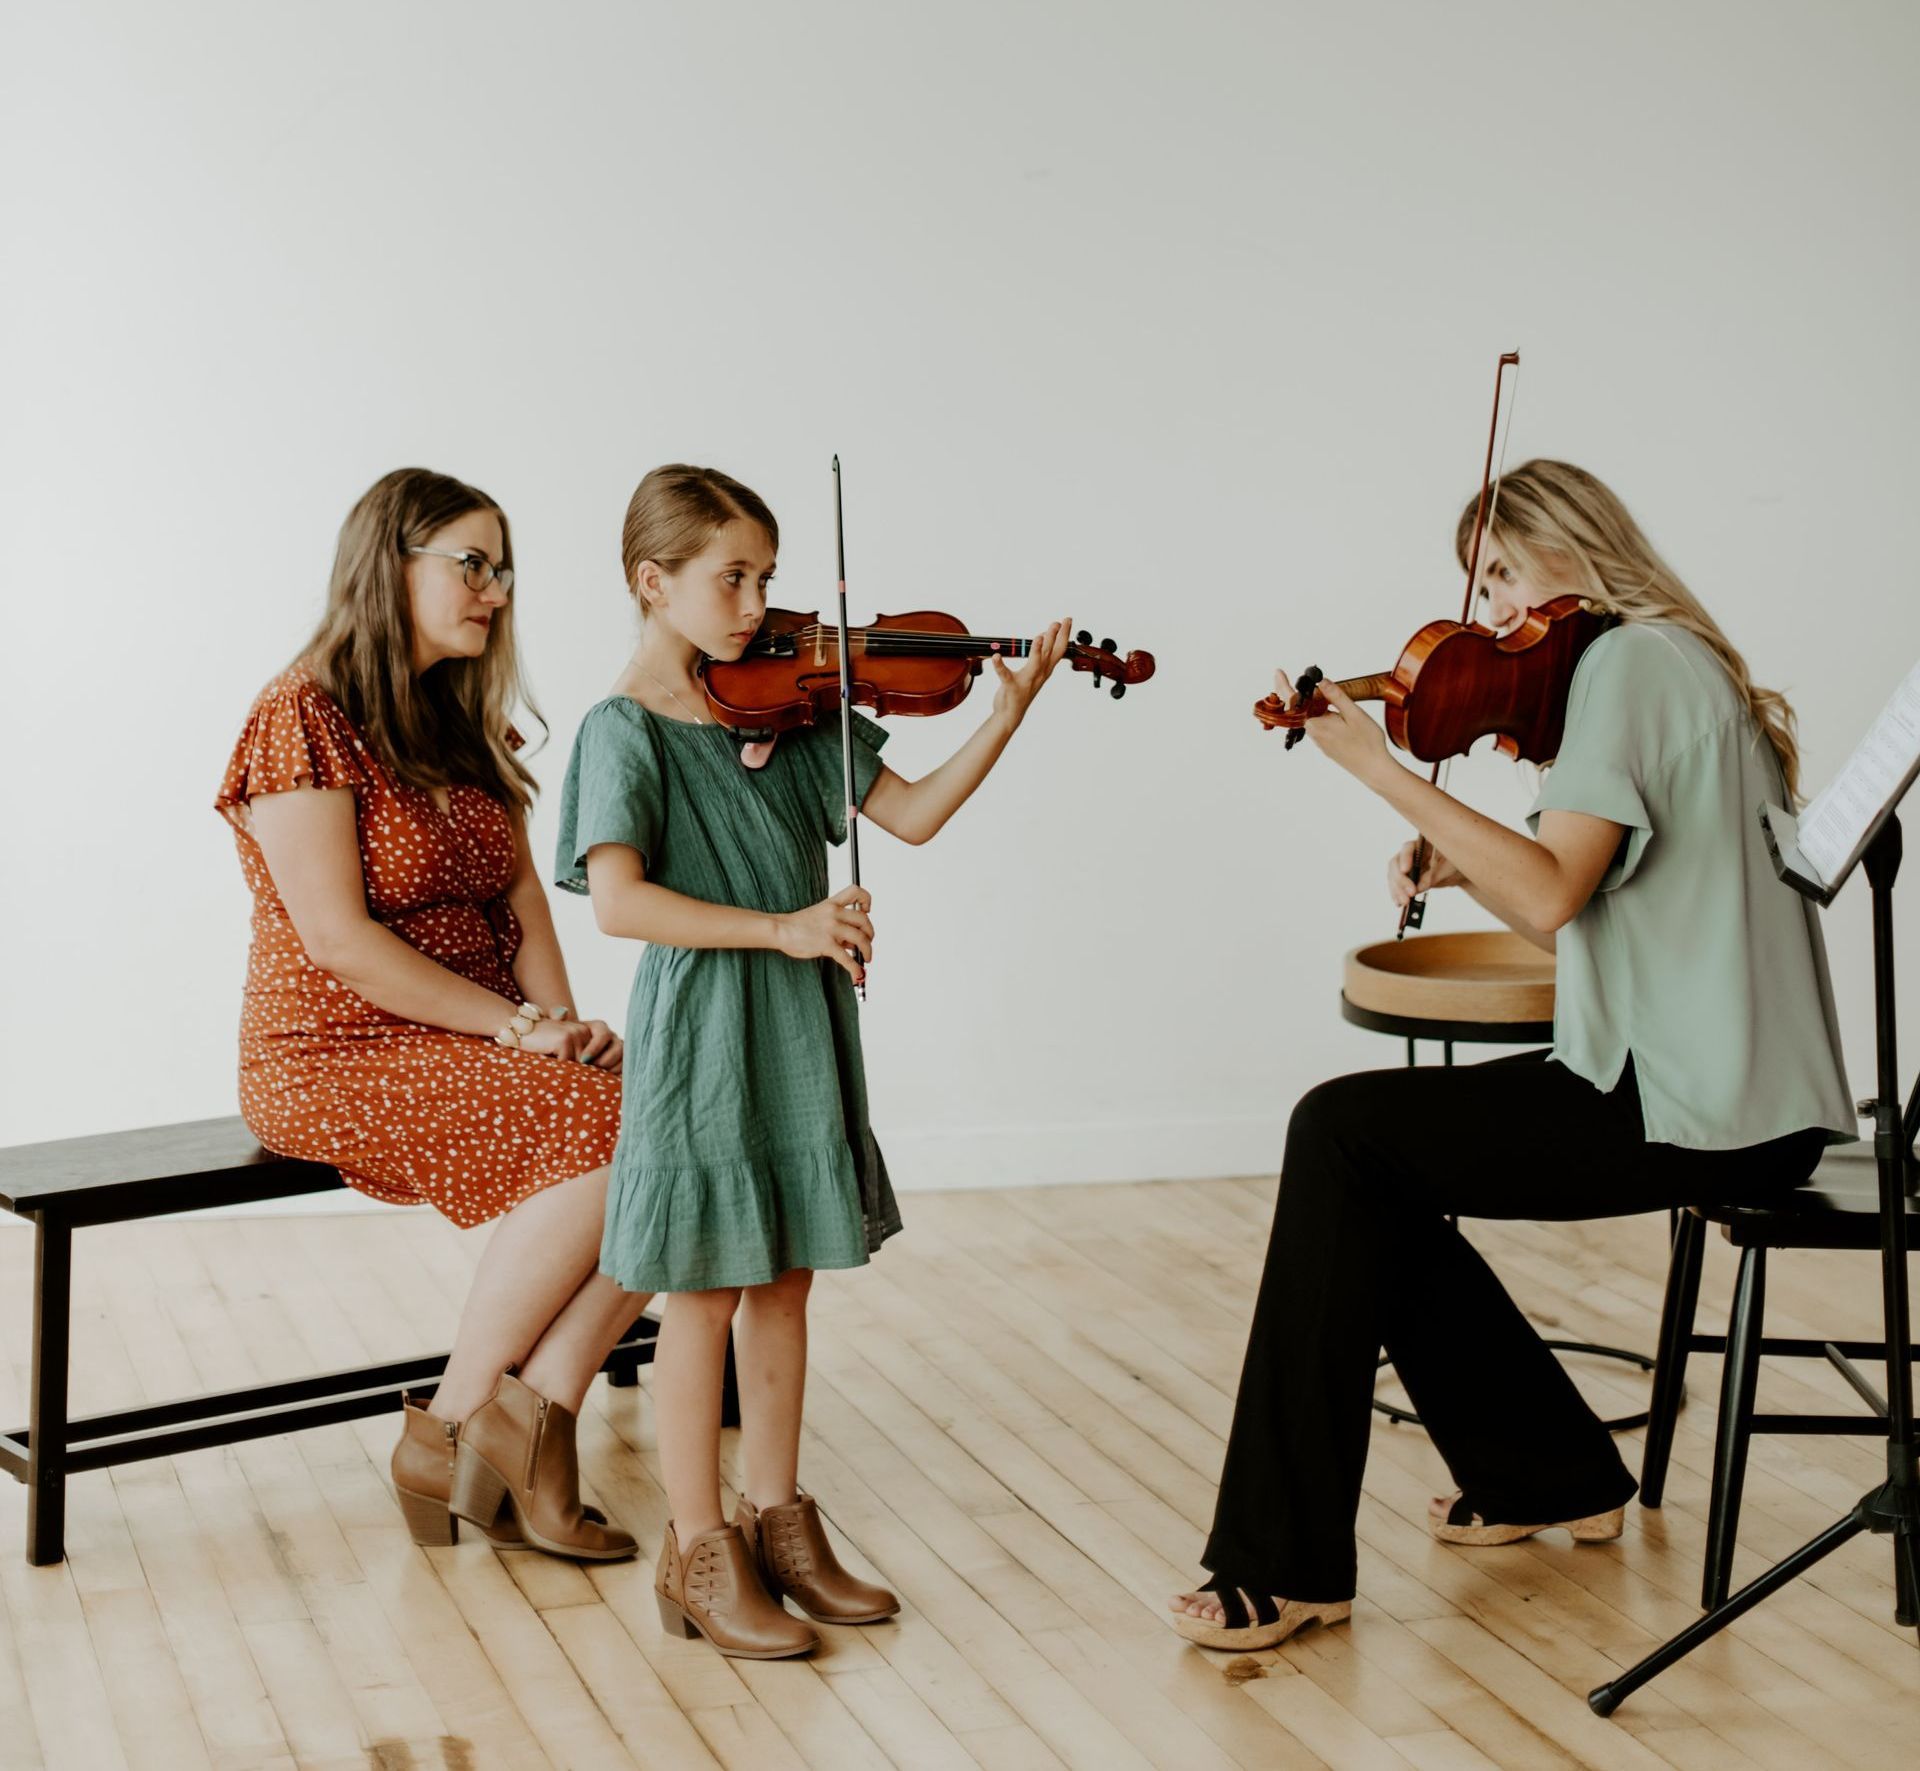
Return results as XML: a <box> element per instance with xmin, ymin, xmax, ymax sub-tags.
<box><xmin>0</xmin><ymin>1116</ymin><xmax>717</xmax><ymax>1565</ymax></box>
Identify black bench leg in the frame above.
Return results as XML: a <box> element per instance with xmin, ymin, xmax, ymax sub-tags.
<box><xmin>605</xmin><ymin>1329</ymin><xmax>643</xmax><ymax>1388</ymax></box>
<box><xmin>720</xmin><ymin>1331</ymin><xmax>741</xmax><ymax>1428</ymax></box>
<box><xmin>1640</xmin><ymin>1210</ymin><xmax>1704</xmax><ymax>1507</ymax></box>
<box><xmin>26</xmin><ymin>1216</ymin><xmax>72</xmax><ymax>1567</ymax></box>
<box><xmin>1703</xmin><ymin>1245</ymin><xmax>1767</xmax><ymax>1609</ymax></box>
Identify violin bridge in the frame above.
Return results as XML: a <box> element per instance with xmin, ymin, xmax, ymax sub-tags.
<box><xmin>813</xmin><ymin>627</ymin><xmax>828</xmax><ymax>668</ymax></box>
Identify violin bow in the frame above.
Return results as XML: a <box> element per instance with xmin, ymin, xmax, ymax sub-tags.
<box><xmin>1399</xmin><ymin>350</ymin><xmax>1521</xmax><ymax>938</ymax></box>
<box><xmin>832</xmin><ymin>455</ymin><xmax>867</xmax><ymax>1000</ymax></box>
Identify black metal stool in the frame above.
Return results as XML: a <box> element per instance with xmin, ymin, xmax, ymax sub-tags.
<box><xmin>1342</xmin><ymin>994</ymin><xmax>1664</xmax><ymax>1435</ymax></box>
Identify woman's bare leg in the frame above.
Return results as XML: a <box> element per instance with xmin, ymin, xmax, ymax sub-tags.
<box><xmin>519</xmin><ymin>1271</ymin><xmax>652</xmax><ymax>1415</ymax></box>
<box><xmin>433</xmin><ymin>1166</ymin><xmax>624</xmax><ymax>1420</ymax></box>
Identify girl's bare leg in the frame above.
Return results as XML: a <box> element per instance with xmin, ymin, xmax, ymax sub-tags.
<box><xmin>734</xmin><ymin>1267</ymin><xmax>813</xmax><ymax>1510</ymax></box>
<box><xmin>655</xmin><ymin>1287</ymin><xmax>742</xmax><ymax>1553</ymax></box>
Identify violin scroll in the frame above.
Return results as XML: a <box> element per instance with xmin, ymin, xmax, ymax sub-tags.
<box><xmin>1251</xmin><ymin>666</ymin><xmax>1328</xmax><ymax>746</ymax></box>
<box><xmin>1071</xmin><ymin>629</ymin><xmax>1156</xmax><ymax>700</ymax></box>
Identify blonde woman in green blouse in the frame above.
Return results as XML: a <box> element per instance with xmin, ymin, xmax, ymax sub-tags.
<box><xmin>1171</xmin><ymin>460</ymin><xmax>1855</xmax><ymax>1651</ymax></box>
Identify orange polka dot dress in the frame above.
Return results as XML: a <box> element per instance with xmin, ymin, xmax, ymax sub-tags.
<box><xmin>214</xmin><ymin>668</ymin><xmax>621</xmax><ymax>1227</ymax></box>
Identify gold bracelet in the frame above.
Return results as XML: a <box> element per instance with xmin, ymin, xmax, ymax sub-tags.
<box><xmin>495</xmin><ymin>1005</ymin><xmax>539</xmax><ymax>1047</ymax></box>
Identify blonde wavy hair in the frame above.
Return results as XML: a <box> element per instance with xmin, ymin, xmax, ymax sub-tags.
<box><xmin>300</xmin><ymin>467</ymin><xmax>541</xmax><ymax>811</ymax></box>
<box><xmin>1458</xmin><ymin>460</ymin><xmax>1802</xmax><ymax>803</ymax></box>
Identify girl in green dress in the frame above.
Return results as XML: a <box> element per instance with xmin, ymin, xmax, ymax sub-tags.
<box><xmin>556</xmin><ymin>464</ymin><xmax>1070</xmax><ymax>1658</ymax></box>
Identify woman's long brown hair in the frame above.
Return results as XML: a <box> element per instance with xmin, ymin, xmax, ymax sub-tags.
<box><xmin>300</xmin><ymin>467</ymin><xmax>540</xmax><ymax>810</ymax></box>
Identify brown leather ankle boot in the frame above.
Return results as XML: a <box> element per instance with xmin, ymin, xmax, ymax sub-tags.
<box><xmin>390</xmin><ymin>1392</ymin><xmax>522</xmax><ymax>1547</ymax></box>
<box><xmin>448</xmin><ymin>1373</ymin><xmax>636</xmax><ymax>1561</ymax></box>
<box><xmin>736</xmin><ymin>1493</ymin><xmax>899</xmax><ymax>1624</ymax></box>
<box><xmin>655</xmin><ymin>1523</ymin><xmax>819</xmax><ymax>1659</ymax></box>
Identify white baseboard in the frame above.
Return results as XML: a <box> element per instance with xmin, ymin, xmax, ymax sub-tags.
<box><xmin>876</xmin><ymin>1115</ymin><xmax>1289</xmax><ymax>1192</ymax></box>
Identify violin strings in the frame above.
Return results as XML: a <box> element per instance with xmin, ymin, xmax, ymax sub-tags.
<box><xmin>752</xmin><ymin>626</ymin><xmax>1049</xmax><ymax>653</ymax></box>
<box><xmin>782</xmin><ymin>625</ymin><xmax>1035</xmax><ymax>646</ymax></box>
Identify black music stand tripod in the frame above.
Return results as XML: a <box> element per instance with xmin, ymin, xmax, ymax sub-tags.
<box><xmin>1589</xmin><ymin>803</ymin><xmax>1920</xmax><ymax>1714</ymax></box>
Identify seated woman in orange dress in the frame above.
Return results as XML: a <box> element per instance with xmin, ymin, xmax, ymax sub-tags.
<box><xmin>216</xmin><ymin>466</ymin><xmax>649</xmax><ymax>1561</ymax></box>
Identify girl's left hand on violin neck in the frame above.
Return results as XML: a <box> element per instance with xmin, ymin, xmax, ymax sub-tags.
<box><xmin>860</xmin><ymin>616</ymin><xmax>1074</xmax><ymax>848</ymax></box>
<box><xmin>1273</xmin><ymin>669</ymin><xmax>1393</xmax><ymax>785</ymax></box>
<box><xmin>987</xmin><ymin>617</ymin><xmax>1074</xmax><ymax>731</ymax></box>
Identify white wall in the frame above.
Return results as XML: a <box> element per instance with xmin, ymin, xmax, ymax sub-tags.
<box><xmin>5</xmin><ymin>1</ymin><xmax>1917</xmax><ymax>1191</ymax></box>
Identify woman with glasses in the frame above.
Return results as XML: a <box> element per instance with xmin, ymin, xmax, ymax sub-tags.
<box><xmin>216</xmin><ymin>467</ymin><xmax>647</xmax><ymax>1561</ymax></box>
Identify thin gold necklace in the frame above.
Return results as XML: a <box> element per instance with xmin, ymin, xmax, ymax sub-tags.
<box><xmin>639</xmin><ymin>663</ymin><xmax>708</xmax><ymax>726</ymax></box>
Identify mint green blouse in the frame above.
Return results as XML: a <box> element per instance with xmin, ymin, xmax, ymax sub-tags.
<box><xmin>1528</xmin><ymin>622</ymin><xmax>1855</xmax><ymax>1150</ymax></box>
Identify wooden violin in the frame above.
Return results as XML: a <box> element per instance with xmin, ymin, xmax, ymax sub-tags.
<box><xmin>1251</xmin><ymin>593</ymin><xmax>1611</xmax><ymax>765</ymax></box>
<box><xmin>1253</xmin><ymin>351</ymin><xmax>1591</xmax><ymax>937</ymax></box>
<box><xmin>702</xmin><ymin>609</ymin><xmax>1156</xmax><ymax>737</ymax></box>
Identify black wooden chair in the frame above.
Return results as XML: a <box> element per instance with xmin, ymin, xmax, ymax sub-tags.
<box><xmin>1638</xmin><ymin>1145</ymin><xmax>1920</xmax><ymax>1607</ymax></box>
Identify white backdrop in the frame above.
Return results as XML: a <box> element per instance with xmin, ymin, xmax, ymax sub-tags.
<box><xmin>5</xmin><ymin>2</ymin><xmax>1917</xmax><ymax>1198</ymax></box>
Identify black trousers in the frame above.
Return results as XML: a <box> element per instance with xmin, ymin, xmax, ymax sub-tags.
<box><xmin>1201</xmin><ymin>1051</ymin><xmax>1828</xmax><ymax>1602</ymax></box>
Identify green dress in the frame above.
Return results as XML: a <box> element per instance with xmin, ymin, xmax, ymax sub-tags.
<box><xmin>554</xmin><ymin>697</ymin><xmax>901</xmax><ymax>1292</ymax></box>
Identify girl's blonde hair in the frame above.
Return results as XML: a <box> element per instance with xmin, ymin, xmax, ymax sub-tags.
<box><xmin>300</xmin><ymin>467</ymin><xmax>540</xmax><ymax>811</ymax></box>
<box><xmin>620</xmin><ymin>464</ymin><xmax>779</xmax><ymax>600</ymax></box>
<box><xmin>1459</xmin><ymin>459</ymin><xmax>1802</xmax><ymax>803</ymax></box>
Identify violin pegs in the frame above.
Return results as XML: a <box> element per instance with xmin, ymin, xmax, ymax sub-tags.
<box><xmin>1111</xmin><ymin>682</ymin><xmax>1125</xmax><ymax>700</ymax></box>
<box><xmin>1100</xmin><ymin>637</ymin><xmax>1116</xmax><ymax>653</ymax></box>
<box><xmin>1075</xmin><ymin>629</ymin><xmax>1092</xmax><ymax>646</ymax></box>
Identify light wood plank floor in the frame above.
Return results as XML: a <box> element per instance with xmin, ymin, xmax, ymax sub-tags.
<box><xmin>2</xmin><ymin>1179</ymin><xmax>1916</xmax><ymax>1770</ymax></box>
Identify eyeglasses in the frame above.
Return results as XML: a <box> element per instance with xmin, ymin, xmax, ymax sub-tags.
<box><xmin>407</xmin><ymin>546</ymin><xmax>514</xmax><ymax>595</ymax></box>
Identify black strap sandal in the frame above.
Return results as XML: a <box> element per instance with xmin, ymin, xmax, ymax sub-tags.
<box><xmin>1168</xmin><ymin>1574</ymin><xmax>1352</xmax><ymax>1651</ymax></box>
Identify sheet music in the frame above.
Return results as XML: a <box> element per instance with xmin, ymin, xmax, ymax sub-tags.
<box><xmin>1796</xmin><ymin>656</ymin><xmax>1920</xmax><ymax>886</ymax></box>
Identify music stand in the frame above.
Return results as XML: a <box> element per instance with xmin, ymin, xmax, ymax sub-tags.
<box><xmin>1588</xmin><ymin>789</ymin><xmax>1920</xmax><ymax>1713</ymax></box>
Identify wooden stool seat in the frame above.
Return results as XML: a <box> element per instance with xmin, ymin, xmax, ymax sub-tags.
<box><xmin>1344</xmin><ymin>929</ymin><xmax>1556</xmax><ymax>1025</ymax></box>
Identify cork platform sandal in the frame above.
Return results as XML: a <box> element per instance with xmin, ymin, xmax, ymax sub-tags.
<box><xmin>1168</xmin><ymin>1578</ymin><xmax>1352</xmax><ymax>1652</ymax></box>
<box><xmin>1428</xmin><ymin>1489</ymin><xmax>1625</xmax><ymax>1547</ymax></box>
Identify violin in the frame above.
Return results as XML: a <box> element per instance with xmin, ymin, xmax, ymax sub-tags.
<box><xmin>702</xmin><ymin>456</ymin><xmax>1154</xmax><ymax>1004</ymax></box>
<box><xmin>1252</xmin><ymin>351</ymin><xmax>1600</xmax><ymax>937</ymax></box>
<box><xmin>702</xmin><ymin>609</ymin><xmax>1156</xmax><ymax>737</ymax></box>
<box><xmin>1251</xmin><ymin>593</ymin><xmax>1611</xmax><ymax>765</ymax></box>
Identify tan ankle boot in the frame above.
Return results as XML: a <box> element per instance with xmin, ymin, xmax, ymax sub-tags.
<box><xmin>737</xmin><ymin>1493</ymin><xmax>899</xmax><ymax>1624</ymax></box>
<box><xmin>448</xmin><ymin>1373</ymin><xmax>636</xmax><ymax>1561</ymax></box>
<box><xmin>655</xmin><ymin>1523</ymin><xmax>819</xmax><ymax>1659</ymax></box>
<box><xmin>390</xmin><ymin>1392</ymin><xmax>522</xmax><ymax>1547</ymax></box>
